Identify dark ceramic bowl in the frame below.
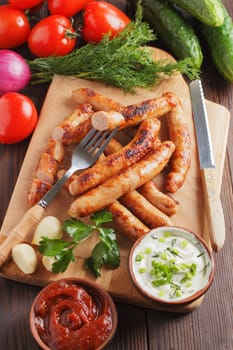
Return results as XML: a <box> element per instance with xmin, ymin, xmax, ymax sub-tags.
<box><xmin>30</xmin><ymin>277</ymin><xmax>118</xmax><ymax>350</ymax></box>
<box><xmin>129</xmin><ymin>226</ymin><xmax>215</xmax><ymax>307</ymax></box>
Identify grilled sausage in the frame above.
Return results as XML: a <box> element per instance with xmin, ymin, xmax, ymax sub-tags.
<box><xmin>119</xmin><ymin>191</ymin><xmax>172</xmax><ymax>229</ymax></box>
<box><xmin>91</xmin><ymin>92</ymin><xmax>179</xmax><ymax>130</ymax></box>
<box><xmin>27</xmin><ymin>178</ymin><xmax>52</xmax><ymax>206</ymax></box>
<box><xmin>68</xmin><ymin>141</ymin><xmax>175</xmax><ymax>218</ymax></box>
<box><xmin>35</xmin><ymin>153</ymin><xmax>58</xmax><ymax>184</ymax></box>
<box><xmin>68</xmin><ymin>118</ymin><xmax>161</xmax><ymax>196</ymax></box>
<box><xmin>138</xmin><ymin>181</ymin><xmax>179</xmax><ymax>216</ymax></box>
<box><xmin>107</xmin><ymin>201</ymin><xmax>149</xmax><ymax>241</ymax></box>
<box><xmin>51</xmin><ymin>103</ymin><xmax>93</xmax><ymax>145</ymax></box>
<box><xmin>104</xmin><ymin>137</ymin><xmax>178</xmax><ymax>216</ymax></box>
<box><xmin>165</xmin><ymin>101</ymin><xmax>191</xmax><ymax>193</ymax></box>
<box><xmin>72</xmin><ymin>87</ymin><xmax>123</xmax><ymax>111</ymax></box>
<box><xmin>45</xmin><ymin>139</ymin><xmax>65</xmax><ymax>163</ymax></box>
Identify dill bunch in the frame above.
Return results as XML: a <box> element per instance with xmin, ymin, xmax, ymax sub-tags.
<box><xmin>28</xmin><ymin>4</ymin><xmax>199</xmax><ymax>92</ymax></box>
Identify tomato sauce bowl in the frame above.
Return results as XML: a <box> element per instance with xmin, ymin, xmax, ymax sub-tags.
<box><xmin>29</xmin><ymin>277</ymin><xmax>118</xmax><ymax>350</ymax></box>
<box><xmin>128</xmin><ymin>226</ymin><xmax>215</xmax><ymax>307</ymax></box>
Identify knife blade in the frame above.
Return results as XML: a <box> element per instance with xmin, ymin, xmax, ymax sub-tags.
<box><xmin>189</xmin><ymin>79</ymin><xmax>225</xmax><ymax>252</ymax></box>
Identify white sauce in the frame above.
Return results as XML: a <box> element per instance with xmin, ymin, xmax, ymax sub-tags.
<box><xmin>132</xmin><ymin>227</ymin><xmax>213</xmax><ymax>302</ymax></box>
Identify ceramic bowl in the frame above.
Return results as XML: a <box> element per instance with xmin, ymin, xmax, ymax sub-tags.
<box><xmin>30</xmin><ymin>277</ymin><xmax>118</xmax><ymax>350</ymax></box>
<box><xmin>128</xmin><ymin>226</ymin><xmax>215</xmax><ymax>307</ymax></box>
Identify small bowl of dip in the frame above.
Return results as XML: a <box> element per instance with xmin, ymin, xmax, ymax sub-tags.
<box><xmin>128</xmin><ymin>226</ymin><xmax>215</xmax><ymax>306</ymax></box>
<box><xmin>30</xmin><ymin>277</ymin><xmax>118</xmax><ymax>350</ymax></box>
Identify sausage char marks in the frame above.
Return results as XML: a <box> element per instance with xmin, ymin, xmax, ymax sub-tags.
<box><xmin>91</xmin><ymin>92</ymin><xmax>180</xmax><ymax>131</ymax></box>
<box><xmin>107</xmin><ymin>201</ymin><xmax>149</xmax><ymax>241</ymax></box>
<box><xmin>165</xmin><ymin>101</ymin><xmax>191</xmax><ymax>193</ymax></box>
<box><xmin>72</xmin><ymin>88</ymin><xmax>123</xmax><ymax>111</ymax></box>
<box><xmin>51</xmin><ymin>103</ymin><xmax>94</xmax><ymax>145</ymax></box>
<box><xmin>68</xmin><ymin>141</ymin><xmax>175</xmax><ymax>218</ymax></box>
<box><xmin>68</xmin><ymin>117</ymin><xmax>161</xmax><ymax>196</ymax></box>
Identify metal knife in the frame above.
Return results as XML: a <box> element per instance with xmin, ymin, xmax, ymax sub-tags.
<box><xmin>189</xmin><ymin>79</ymin><xmax>225</xmax><ymax>252</ymax></box>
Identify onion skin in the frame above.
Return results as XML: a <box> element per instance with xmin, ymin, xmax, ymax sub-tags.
<box><xmin>0</xmin><ymin>50</ymin><xmax>31</xmax><ymax>95</ymax></box>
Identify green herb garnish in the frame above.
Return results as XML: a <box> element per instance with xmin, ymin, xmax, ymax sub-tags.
<box><xmin>38</xmin><ymin>209</ymin><xmax>120</xmax><ymax>276</ymax></box>
<box><xmin>27</xmin><ymin>4</ymin><xmax>199</xmax><ymax>92</ymax></box>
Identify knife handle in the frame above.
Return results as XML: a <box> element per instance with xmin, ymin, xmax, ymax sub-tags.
<box><xmin>0</xmin><ymin>204</ymin><xmax>44</xmax><ymax>267</ymax></box>
<box><xmin>201</xmin><ymin>168</ymin><xmax>226</xmax><ymax>252</ymax></box>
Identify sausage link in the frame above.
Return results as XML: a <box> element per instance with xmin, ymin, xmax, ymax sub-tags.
<box><xmin>51</xmin><ymin>103</ymin><xmax>93</xmax><ymax>145</ymax></box>
<box><xmin>35</xmin><ymin>153</ymin><xmax>58</xmax><ymax>184</ymax></box>
<box><xmin>72</xmin><ymin>88</ymin><xmax>123</xmax><ymax>111</ymax></box>
<box><xmin>104</xmin><ymin>137</ymin><xmax>178</xmax><ymax>216</ymax></box>
<box><xmin>165</xmin><ymin>101</ymin><xmax>191</xmax><ymax>193</ymax></box>
<box><xmin>138</xmin><ymin>181</ymin><xmax>179</xmax><ymax>216</ymax></box>
<box><xmin>119</xmin><ymin>191</ymin><xmax>172</xmax><ymax>229</ymax></box>
<box><xmin>27</xmin><ymin>178</ymin><xmax>52</xmax><ymax>206</ymax></box>
<box><xmin>107</xmin><ymin>201</ymin><xmax>149</xmax><ymax>241</ymax></box>
<box><xmin>68</xmin><ymin>141</ymin><xmax>175</xmax><ymax>218</ymax></box>
<box><xmin>91</xmin><ymin>92</ymin><xmax>179</xmax><ymax>130</ymax></box>
<box><xmin>45</xmin><ymin>139</ymin><xmax>65</xmax><ymax>163</ymax></box>
<box><xmin>68</xmin><ymin>118</ymin><xmax>161</xmax><ymax>196</ymax></box>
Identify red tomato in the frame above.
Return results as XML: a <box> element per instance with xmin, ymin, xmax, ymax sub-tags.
<box><xmin>82</xmin><ymin>1</ymin><xmax>130</xmax><ymax>43</ymax></box>
<box><xmin>8</xmin><ymin>0</ymin><xmax>44</xmax><ymax>10</ymax></box>
<box><xmin>28</xmin><ymin>15</ymin><xmax>77</xmax><ymax>57</ymax></box>
<box><xmin>0</xmin><ymin>92</ymin><xmax>38</xmax><ymax>144</ymax></box>
<box><xmin>48</xmin><ymin>0</ymin><xmax>90</xmax><ymax>17</ymax></box>
<box><xmin>0</xmin><ymin>5</ymin><xmax>31</xmax><ymax>49</ymax></box>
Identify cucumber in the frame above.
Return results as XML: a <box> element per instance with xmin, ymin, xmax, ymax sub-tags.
<box><xmin>169</xmin><ymin>0</ymin><xmax>224</xmax><ymax>27</ymax></box>
<box><xmin>129</xmin><ymin>0</ymin><xmax>203</xmax><ymax>69</ymax></box>
<box><xmin>200</xmin><ymin>3</ymin><xmax>233</xmax><ymax>82</ymax></box>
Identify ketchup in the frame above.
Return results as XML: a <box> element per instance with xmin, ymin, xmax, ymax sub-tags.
<box><xmin>33</xmin><ymin>280</ymin><xmax>113</xmax><ymax>350</ymax></box>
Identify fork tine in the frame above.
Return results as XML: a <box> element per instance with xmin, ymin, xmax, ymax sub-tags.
<box><xmin>93</xmin><ymin>127</ymin><xmax>119</xmax><ymax>159</ymax></box>
<box><xmin>87</xmin><ymin>130</ymin><xmax>109</xmax><ymax>155</ymax></box>
<box><xmin>79</xmin><ymin>127</ymin><xmax>96</xmax><ymax>147</ymax></box>
<box><xmin>85</xmin><ymin>129</ymin><xmax>105</xmax><ymax>149</ymax></box>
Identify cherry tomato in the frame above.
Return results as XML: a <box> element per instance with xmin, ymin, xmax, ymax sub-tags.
<box><xmin>8</xmin><ymin>0</ymin><xmax>44</xmax><ymax>10</ymax></box>
<box><xmin>82</xmin><ymin>1</ymin><xmax>130</xmax><ymax>43</ymax></box>
<box><xmin>48</xmin><ymin>0</ymin><xmax>90</xmax><ymax>17</ymax></box>
<box><xmin>0</xmin><ymin>92</ymin><xmax>38</xmax><ymax>144</ymax></box>
<box><xmin>0</xmin><ymin>5</ymin><xmax>31</xmax><ymax>49</ymax></box>
<box><xmin>28</xmin><ymin>15</ymin><xmax>77</xmax><ymax>57</ymax></box>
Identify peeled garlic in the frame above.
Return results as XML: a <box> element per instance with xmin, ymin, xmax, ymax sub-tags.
<box><xmin>42</xmin><ymin>255</ymin><xmax>57</xmax><ymax>272</ymax></box>
<box><xmin>32</xmin><ymin>216</ymin><xmax>63</xmax><ymax>245</ymax></box>
<box><xmin>12</xmin><ymin>243</ymin><xmax>37</xmax><ymax>274</ymax></box>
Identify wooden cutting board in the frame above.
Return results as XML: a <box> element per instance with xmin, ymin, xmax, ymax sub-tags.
<box><xmin>0</xmin><ymin>48</ymin><xmax>230</xmax><ymax>313</ymax></box>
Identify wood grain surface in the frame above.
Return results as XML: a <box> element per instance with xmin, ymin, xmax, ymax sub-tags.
<box><xmin>0</xmin><ymin>0</ymin><xmax>233</xmax><ymax>349</ymax></box>
<box><xmin>0</xmin><ymin>58</ymin><xmax>230</xmax><ymax>313</ymax></box>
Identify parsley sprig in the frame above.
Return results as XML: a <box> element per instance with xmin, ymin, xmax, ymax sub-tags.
<box><xmin>38</xmin><ymin>210</ymin><xmax>120</xmax><ymax>276</ymax></box>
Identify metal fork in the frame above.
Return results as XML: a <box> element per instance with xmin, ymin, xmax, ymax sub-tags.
<box><xmin>0</xmin><ymin>127</ymin><xmax>118</xmax><ymax>267</ymax></box>
<box><xmin>39</xmin><ymin>127</ymin><xmax>118</xmax><ymax>208</ymax></box>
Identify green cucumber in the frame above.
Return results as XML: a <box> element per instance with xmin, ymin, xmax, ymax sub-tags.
<box><xmin>169</xmin><ymin>0</ymin><xmax>224</xmax><ymax>27</ymax></box>
<box><xmin>200</xmin><ymin>3</ymin><xmax>233</xmax><ymax>82</ymax></box>
<box><xmin>129</xmin><ymin>0</ymin><xmax>203</xmax><ymax>69</ymax></box>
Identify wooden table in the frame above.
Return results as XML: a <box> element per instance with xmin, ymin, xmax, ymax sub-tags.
<box><xmin>0</xmin><ymin>1</ymin><xmax>232</xmax><ymax>349</ymax></box>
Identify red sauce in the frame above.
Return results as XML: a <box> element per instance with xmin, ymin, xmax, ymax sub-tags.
<box><xmin>33</xmin><ymin>280</ymin><xmax>113</xmax><ymax>350</ymax></box>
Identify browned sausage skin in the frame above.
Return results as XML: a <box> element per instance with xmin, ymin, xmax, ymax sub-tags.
<box><xmin>68</xmin><ymin>141</ymin><xmax>175</xmax><ymax>218</ymax></box>
<box><xmin>107</xmin><ymin>201</ymin><xmax>149</xmax><ymax>241</ymax></box>
<box><xmin>119</xmin><ymin>191</ymin><xmax>172</xmax><ymax>229</ymax></box>
<box><xmin>165</xmin><ymin>101</ymin><xmax>191</xmax><ymax>193</ymax></box>
<box><xmin>27</xmin><ymin>178</ymin><xmax>52</xmax><ymax>206</ymax></box>
<box><xmin>68</xmin><ymin>117</ymin><xmax>161</xmax><ymax>196</ymax></box>
<box><xmin>104</xmin><ymin>137</ymin><xmax>178</xmax><ymax>216</ymax></box>
<box><xmin>138</xmin><ymin>181</ymin><xmax>179</xmax><ymax>216</ymax></box>
<box><xmin>72</xmin><ymin>88</ymin><xmax>123</xmax><ymax>111</ymax></box>
<box><xmin>51</xmin><ymin>103</ymin><xmax>93</xmax><ymax>145</ymax></box>
<box><xmin>91</xmin><ymin>92</ymin><xmax>179</xmax><ymax>130</ymax></box>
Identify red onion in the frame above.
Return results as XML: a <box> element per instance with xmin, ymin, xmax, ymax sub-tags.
<box><xmin>0</xmin><ymin>49</ymin><xmax>31</xmax><ymax>96</ymax></box>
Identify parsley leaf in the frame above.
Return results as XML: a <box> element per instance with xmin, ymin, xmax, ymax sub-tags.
<box><xmin>63</xmin><ymin>218</ymin><xmax>93</xmax><ymax>243</ymax></box>
<box><xmin>38</xmin><ymin>209</ymin><xmax>120</xmax><ymax>277</ymax></box>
